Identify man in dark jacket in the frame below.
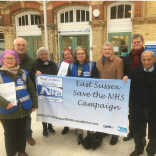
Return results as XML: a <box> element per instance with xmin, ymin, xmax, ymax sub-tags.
<box><xmin>123</xmin><ymin>34</ymin><xmax>145</xmax><ymax>141</ymax></box>
<box><xmin>128</xmin><ymin>51</ymin><xmax>156</xmax><ymax>156</ymax></box>
<box><xmin>13</xmin><ymin>38</ymin><xmax>38</xmax><ymax>146</ymax></box>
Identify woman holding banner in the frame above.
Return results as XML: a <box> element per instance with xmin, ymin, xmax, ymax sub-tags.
<box><xmin>63</xmin><ymin>46</ymin><xmax>99</xmax><ymax>145</ymax></box>
<box><xmin>0</xmin><ymin>50</ymin><xmax>38</xmax><ymax>156</ymax></box>
<box><xmin>35</xmin><ymin>47</ymin><xmax>58</xmax><ymax>138</ymax></box>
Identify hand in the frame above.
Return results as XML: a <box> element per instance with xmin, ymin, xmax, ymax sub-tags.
<box><xmin>6</xmin><ymin>103</ymin><xmax>14</xmax><ymax>109</ymax></box>
<box><xmin>123</xmin><ymin>76</ymin><xmax>128</xmax><ymax>83</ymax></box>
<box><xmin>36</xmin><ymin>71</ymin><xmax>42</xmax><ymax>77</ymax></box>
<box><xmin>32</xmin><ymin>108</ymin><xmax>37</xmax><ymax>112</ymax></box>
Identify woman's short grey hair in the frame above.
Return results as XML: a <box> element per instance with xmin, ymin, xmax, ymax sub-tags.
<box><xmin>141</xmin><ymin>51</ymin><xmax>155</xmax><ymax>59</ymax></box>
<box><xmin>102</xmin><ymin>42</ymin><xmax>113</xmax><ymax>50</ymax></box>
<box><xmin>36</xmin><ymin>47</ymin><xmax>49</xmax><ymax>57</ymax></box>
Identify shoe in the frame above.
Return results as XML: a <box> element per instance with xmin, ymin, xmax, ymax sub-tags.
<box><xmin>103</xmin><ymin>133</ymin><xmax>110</xmax><ymax>138</ymax></box>
<box><xmin>110</xmin><ymin>136</ymin><xmax>118</xmax><ymax>145</ymax></box>
<box><xmin>129</xmin><ymin>150</ymin><xmax>143</xmax><ymax>156</ymax></box>
<box><xmin>143</xmin><ymin>137</ymin><xmax>146</xmax><ymax>147</ymax></box>
<box><xmin>77</xmin><ymin>134</ymin><xmax>83</xmax><ymax>145</ymax></box>
<box><xmin>123</xmin><ymin>132</ymin><xmax>134</xmax><ymax>141</ymax></box>
<box><xmin>18</xmin><ymin>152</ymin><xmax>28</xmax><ymax>156</ymax></box>
<box><xmin>27</xmin><ymin>137</ymin><xmax>35</xmax><ymax>146</ymax></box>
<box><xmin>43</xmin><ymin>129</ymin><xmax>48</xmax><ymax>138</ymax></box>
<box><xmin>61</xmin><ymin>127</ymin><xmax>69</xmax><ymax>135</ymax></box>
<box><xmin>48</xmin><ymin>126</ymin><xmax>55</xmax><ymax>135</ymax></box>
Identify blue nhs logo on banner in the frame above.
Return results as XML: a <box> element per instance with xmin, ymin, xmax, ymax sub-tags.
<box><xmin>145</xmin><ymin>41</ymin><xmax>156</xmax><ymax>57</ymax></box>
<box><xmin>38</xmin><ymin>85</ymin><xmax>62</xmax><ymax>98</ymax></box>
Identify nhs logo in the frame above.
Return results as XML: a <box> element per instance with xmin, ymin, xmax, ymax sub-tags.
<box><xmin>38</xmin><ymin>85</ymin><xmax>62</xmax><ymax>98</ymax></box>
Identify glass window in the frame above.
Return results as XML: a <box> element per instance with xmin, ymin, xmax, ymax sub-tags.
<box><xmin>81</xmin><ymin>10</ymin><xmax>85</xmax><ymax>22</ymax></box>
<box><xmin>0</xmin><ymin>16</ymin><xmax>2</xmax><ymax>26</ymax></box>
<box><xmin>69</xmin><ymin>11</ymin><xmax>73</xmax><ymax>22</ymax></box>
<box><xmin>22</xmin><ymin>16</ymin><xmax>25</xmax><ymax>25</ymax></box>
<box><xmin>31</xmin><ymin>14</ymin><xmax>34</xmax><ymax>25</ymax></box>
<box><xmin>76</xmin><ymin>10</ymin><xmax>80</xmax><ymax>22</ymax></box>
<box><xmin>86</xmin><ymin>11</ymin><xmax>89</xmax><ymax>21</ymax></box>
<box><xmin>110</xmin><ymin>4</ymin><xmax>132</xmax><ymax>19</ymax></box>
<box><xmin>19</xmin><ymin>17</ymin><xmax>21</xmax><ymax>26</ymax></box>
<box><xmin>117</xmin><ymin>5</ymin><xmax>124</xmax><ymax>19</ymax></box>
<box><xmin>111</xmin><ymin>6</ymin><xmax>116</xmax><ymax>19</ymax></box>
<box><xmin>25</xmin><ymin>15</ymin><xmax>28</xmax><ymax>25</ymax></box>
<box><xmin>125</xmin><ymin>5</ymin><xmax>131</xmax><ymax>18</ymax></box>
<box><xmin>61</xmin><ymin>13</ymin><xmax>64</xmax><ymax>23</ymax></box>
<box><xmin>65</xmin><ymin>12</ymin><xmax>68</xmax><ymax>23</ymax></box>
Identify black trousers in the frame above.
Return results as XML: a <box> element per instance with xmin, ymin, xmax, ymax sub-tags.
<box><xmin>134</xmin><ymin>106</ymin><xmax>156</xmax><ymax>155</ymax></box>
<box><xmin>42</xmin><ymin>122</ymin><xmax>52</xmax><ymax>130</ymax></box>
<box><xmin>1</xmin><ymin>116</ymin><xmax>27</xmax><ymax>156</ymax></box>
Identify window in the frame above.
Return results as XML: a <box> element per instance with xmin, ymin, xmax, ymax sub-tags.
<box><xmin>0</xmin><ymin>31</ymin><xmax>5</xmax><ymax>54</ymax></box>
<box><xmin>0</xmin><ymin>16</ymin><xmax>2</xmax><ymax>26</ymax></box>
<box><xmin>60</xmin><ymin>9</ymin><xmax>89</xmax><ymax>23</ymax></box>
<box><xmin>110</xmin><ymin>4</ymin><xmax>131</xmax><ymax>19</ymax></box>
<box><xmin>17</xmin><ymin>13</ymin><xmax>41</xmax><ymax>26</ymax></box>
<box><xmin>108</xmin><ymin>32</ymin><xmax>131</xmax><ymax>58</ymax></box>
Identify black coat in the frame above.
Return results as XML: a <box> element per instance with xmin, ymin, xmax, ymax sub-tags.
<box><xmin>129</xmin><ymin>66</ymin><xmax>156</xmax><ymax>139</ymax></box>
<box><xmin>123</xmin><ymin>51</ymin><xmax>142</xmax><ymax>77</ymax></box>
<box><xmin>34</xmin><ymin>58</ymin><xmax>58</xmax><ymax>75</ymax></box>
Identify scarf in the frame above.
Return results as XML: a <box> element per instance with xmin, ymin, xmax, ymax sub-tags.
<box><xmin>17</xmin><ymin>53</ymin><xmax>25</xmax><ymax>62</ymax></box>
<box><xmin>131</xmin><ymin>46</ymin><xmax>144</xmax><ymax>70</ymax></box>
<box><xmin>1</xmin><ymin>65</ymin><xmax>20</xmax><ymax>74</ymax></box>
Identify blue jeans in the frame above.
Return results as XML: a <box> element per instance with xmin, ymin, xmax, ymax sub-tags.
<box><xmin>25</xmin><ymin>114</ymin><xmax>33</xmax><ymax>138</ymax></box>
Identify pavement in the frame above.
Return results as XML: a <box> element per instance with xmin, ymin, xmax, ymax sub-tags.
<box><xmin>0</xmin><ymin>112</ymin><xmax>149</xmax><ymax>156</ymax></box>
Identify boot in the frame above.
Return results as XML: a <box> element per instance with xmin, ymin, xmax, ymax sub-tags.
<box><xmin>61</xmin><ymin>127</ymin><xmax>69</xmax><ymax>135</ymax></box>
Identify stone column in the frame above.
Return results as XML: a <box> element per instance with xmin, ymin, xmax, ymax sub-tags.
<box><xmin>89</xmin><ymin>20</ymin><xmax>106</xmax><ymax>61</ymax></box>
<box><xmin>0</xmin><ymin>27</ymin><xmax>14</xmax><ymax>49</ymax></box>
<box><xmin>38</xmin><ymin>24</ymin><xmax>57</xmax><ymax>63</ymax></box>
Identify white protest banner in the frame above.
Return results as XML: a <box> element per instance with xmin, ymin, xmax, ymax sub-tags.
<box><xmin>0</xmin><ymin>82</ymin><xmax>17</xmax><ymax>105</ymax></box>
<box><xmin>36</xmin><ymin>75</ymin><xmax>130</xmax><ymax>137</ymax></box>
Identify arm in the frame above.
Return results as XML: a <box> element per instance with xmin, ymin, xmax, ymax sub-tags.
<box><xmin>117</xmin><ymin>59</ymin><xmax>124</xmax><ymax>79</ymax></box>
<box><xmin>26</xmin><ymin>76</ymin><xmax>38</xmax><ymax>109</ymax></box>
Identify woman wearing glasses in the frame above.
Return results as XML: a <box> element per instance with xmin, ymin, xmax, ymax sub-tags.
<box><xmin>34</xmin><ymin>47</ymin><xmax>57</xmax><ymax>138</ymax></box>
<box><xmin>0</xmin><ymin>50</ymin><xmax>38</xmax><ymax>156</ymax></box>
<box><xmin>63</xmin><ymin>46</ymin><xmax>99</xmax><ymax>145</ymax></box>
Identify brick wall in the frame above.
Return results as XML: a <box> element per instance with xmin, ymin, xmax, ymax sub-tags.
<box><xmin>2</xmin><ymin>14</ymin><xmax>12</xmax><ymax>26</ymax></box>
<box><xmin>92</xmin><ymin>4</ymin><xmax>104</xmax><ymax>21</ymax></box>
<box><xmin>47</xmin><ymin>10</ymin><xmax>53</xmax><ymax>24</ymax></box>
<box><xmin>135</xmin><ymin>1</ymin><xmax>142</xmax><ymax>17</ymax></box>
<box><xmin>25</xmin><ymin>2</ymin><xmax>40</xmax><ymax>10</ymax></box>
<box><xmin>146</xmin><ymin>1</ymin><xmax>156</xmax><ymax>17</ymax></box>
<box><xmin>52</xmin><ymin>1</ymin><xmax>68</xmax><ymax>8</ymax></box>
<box><xmin>133</xmin><ymin>24</ymin><xmax>156</xmax><ymax>43</ymax></box>
<box><xmin>10</xmin><ymin>3</ymin><xmax>22</xmax><ymax>13</ymax></box>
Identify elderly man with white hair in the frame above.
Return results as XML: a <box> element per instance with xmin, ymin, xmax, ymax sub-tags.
<box><xmin>13</xmin><ymin>38</ymin><xmax>41</xmax><ymax>146</ymax></box>
<box><xmin>124</xmin><ymin>51</ymin><xmax>156</xmax><ymax>156</ymax></box>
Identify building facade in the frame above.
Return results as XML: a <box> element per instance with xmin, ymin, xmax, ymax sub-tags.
<box><xmin>0</xmin><ymin>1</ymin><xmax>156</xmax><ymax>63</ymax></box>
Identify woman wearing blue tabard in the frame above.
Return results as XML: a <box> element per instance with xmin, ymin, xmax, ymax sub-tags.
<box><xmin>0</xmin><ymin>50</ymin><xmax>37</xmax><ymax>156</ymax></box>
<box><xmin>63</xmin><ymin>46</ymin><xmax>99</xmax><ymax>145</ymax></box>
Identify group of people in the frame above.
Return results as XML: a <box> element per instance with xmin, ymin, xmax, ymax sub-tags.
<box><xmin>0</xmin><ymin>33</ymin><xmax>156</xmax><ymax>156</ymax></box>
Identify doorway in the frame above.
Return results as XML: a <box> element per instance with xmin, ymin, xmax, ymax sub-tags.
<box><xmin>20</xmin><ymin>36</ymin><xmax>42</xmax><ymax>60</ymax></box>
<box><xmin>59</xmin><ymin>35</ymin><xmax>90</xmax><ymax>61</ymax></box>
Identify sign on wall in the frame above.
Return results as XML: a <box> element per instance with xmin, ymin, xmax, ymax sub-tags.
<box><xmin>145</xmin><ymin>41</ymin><xmax>156</xmax><ymax>57</ymax></box>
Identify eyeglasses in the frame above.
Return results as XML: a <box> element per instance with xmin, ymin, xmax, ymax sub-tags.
<box><xmin>39</xmin><ymin>53</ymin><xmax>48</xmax><ymax>56</ymax></box>
<box><xmin>76</xmin><ymin>53</ymin><xmax>86</xmax><ymax>56</ymax></box>
<box><xmin>3</xmin><ymin>57</ymin><xmax>16</xmax><ymax>61</ymax></box>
